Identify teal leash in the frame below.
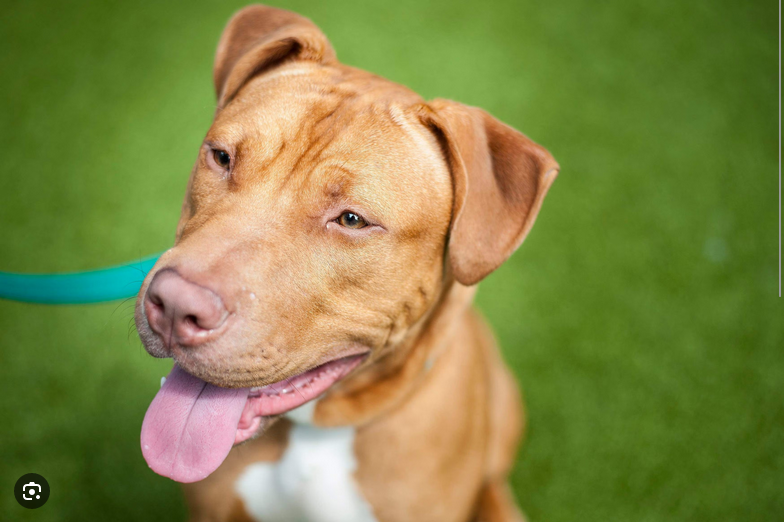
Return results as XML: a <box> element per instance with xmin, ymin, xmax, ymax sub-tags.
<box><xmin>0</xmin><ymin>253</ymin><xmax>160</xmax><ymax>304</ymax></box>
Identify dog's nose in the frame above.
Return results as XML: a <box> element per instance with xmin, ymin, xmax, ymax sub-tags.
<box><xmin>144</xmin><ymin>269</ymin><xmax>228</xmax><ymax>347</ymax></box>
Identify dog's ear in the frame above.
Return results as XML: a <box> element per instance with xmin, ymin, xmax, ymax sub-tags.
<box><xmin>419</xmin><ymin>99</ymin><xmax>559</xmax><ymax>286</ymax></box>
<box><xmin>213</xmin><ymin>5</ymin><xmax>336</xmax><ymax>107</ymax></box>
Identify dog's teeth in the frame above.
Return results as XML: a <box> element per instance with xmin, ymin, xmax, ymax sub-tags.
<box><xmin>160</xmin><ymin>377</ymin><xmax>166</xmax><ymax>388</ymax></box>
<box><xmin>250</xmin><ymin>387</ymin><xmax>261</xmax><ymax>392</ymax></box>
<box><xmin>281</xmin><ymin>387</ymin><xmax>293</xmax><ymax>394</ymax></box>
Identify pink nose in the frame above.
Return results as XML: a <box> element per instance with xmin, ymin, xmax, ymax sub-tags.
<box><xmin>144</xmin><ymin>269</ymin><xmax>228</xmax><ymax>347</ymax></box>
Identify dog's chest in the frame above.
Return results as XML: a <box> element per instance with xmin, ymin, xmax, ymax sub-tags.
<box><xmin>235</xmin><ymin>421</ymin><xmax>377</xmax><ymax>522</ymax></box>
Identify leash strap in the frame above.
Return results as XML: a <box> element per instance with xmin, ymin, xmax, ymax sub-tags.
<box><xmin>0</xmin><ymin>254</ymin><xmax>160</xmax><ymax>304</ymax></box>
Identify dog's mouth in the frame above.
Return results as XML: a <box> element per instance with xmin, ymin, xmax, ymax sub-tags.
<box><xmin>236</xmin><ymin>354</ymin><xmax>365</xmax><ymax>442</ymax></box>
<box><xmin>140</xmin><ymin>354</ymin><xmax>366</xmax><ymax>483</ymax></box>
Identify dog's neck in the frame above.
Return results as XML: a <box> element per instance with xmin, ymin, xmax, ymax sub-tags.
<box><xmin>313</xmin><ymin>278</ymin><xmax>477</xmax><ymax>427</ymax></box>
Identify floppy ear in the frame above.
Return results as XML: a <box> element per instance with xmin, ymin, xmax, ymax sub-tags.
<box><xmin>420</xmin><ymin>99</ymin><xmax>559</xmax><ymax>286</ymax></box>
<box><xmin>213</xmin><ymin>5</ymin><xmax>336</xmax><ymax>107</ymax></box>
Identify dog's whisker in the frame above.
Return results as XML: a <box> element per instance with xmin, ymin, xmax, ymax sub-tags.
<box><xmin>127</xmin><ymin>319</ymin><xmax>138</xmax><ymax>342</ymax></box>
<box><xmin>128</xmin><ymin>265</ymin><xmax>146</xmax><ymax>276</ymax></box>
<box><xmin>285</xmin><ymin>377</ymin><xmax>307</xmax><ymax>402</ymax></box>
<box><xmin>123</xmin><ymin>279</ymin><xmax>144</xmax><ymax>289</ymax></box>
<box><xmin>110</xmin><ymin>296</ymin><xmax>137</xmax><ymax>318</ymax></box>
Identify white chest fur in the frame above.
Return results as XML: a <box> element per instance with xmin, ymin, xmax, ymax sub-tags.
<box><xmin>235</xmin><ymin>406</ymin><xmax>377</xmax><ymax>522</ymax></box>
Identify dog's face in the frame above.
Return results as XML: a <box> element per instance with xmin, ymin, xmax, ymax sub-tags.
<box><xmin>137</xmin><ymin>62</ymin><xmax>454</xmax><ymax>387</ymax></box>
<box><xmin>135</xmin><ymin>4</ymin><xmax>557</xmax><ymax>400</ymax></box>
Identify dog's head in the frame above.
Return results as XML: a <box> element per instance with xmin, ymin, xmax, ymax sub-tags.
<box><xmin>134</xmin><ymin>4</ymin><xmax>557</xmax><ymax>482</ymax></box>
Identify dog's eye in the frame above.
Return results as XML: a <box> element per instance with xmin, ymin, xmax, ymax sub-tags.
<box><xmin>212</xmin><ymin>149</ymin><xmax>231</xmax><ymax>169</ymax></box>
<box><xmin>337</xmin><ymin>212</ymin><xmax>368</xmax><ymax>229</ymax></box>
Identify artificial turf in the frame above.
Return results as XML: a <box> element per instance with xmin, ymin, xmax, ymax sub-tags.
<box><xmin>0</xmin><ymin>0</ymin><xmax>780</xmax><ymax>520</ymax></box>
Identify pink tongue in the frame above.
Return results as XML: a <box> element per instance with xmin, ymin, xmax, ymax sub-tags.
<box><xmin>140</xmin><ymin>365</ymin><xmax>249</xmax><ymax>483</ymax></box>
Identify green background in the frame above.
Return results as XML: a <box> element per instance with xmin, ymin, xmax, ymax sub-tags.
<box><xmin>0</xmin><ymin>0</ymin><xmax>780</xmax><ymax>520</ymax></box>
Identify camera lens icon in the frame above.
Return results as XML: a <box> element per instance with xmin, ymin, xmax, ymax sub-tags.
<box><xmin>15</xmin><ymin>473</ymin><xmax>50</xmax><ymax>509</ymax></box>
<box><xmin>22</xmin><ymin>482</ymin><xmax>42</xmax><ymax>500</ymax></box>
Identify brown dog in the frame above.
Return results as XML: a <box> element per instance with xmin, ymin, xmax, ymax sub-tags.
<box><xmin>134</xmin><ymin>5</ymin><xmax>558</xmax><ymax>522</ymax></box>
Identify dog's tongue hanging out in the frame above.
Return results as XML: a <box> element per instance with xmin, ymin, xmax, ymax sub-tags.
<box><xmin>140</xmin><ymin>356</ymin><xmax>365</xmax><ymax>483</ymax></box>
<box><xmin>140</xmin><ymin>365</ymin><xmax>250</xmax><ymax>483</ymax></box>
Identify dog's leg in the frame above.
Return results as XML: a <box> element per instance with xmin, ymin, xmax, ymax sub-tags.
<box><xmin>474</xmin><ymin>480</ymin><xmax>527</xmax><ymax>522</ymax></box>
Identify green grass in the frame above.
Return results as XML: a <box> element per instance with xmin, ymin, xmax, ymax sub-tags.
<box><xmin>0</xmin><ymin>0</ymin><xmax>780</xmax><ymax>520</ymax></box>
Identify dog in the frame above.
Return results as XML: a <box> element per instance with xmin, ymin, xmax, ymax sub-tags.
<box><xmin>134</xmin><ymin>5</ymin><xmax>558</xmax><ymax>522</ymax></box>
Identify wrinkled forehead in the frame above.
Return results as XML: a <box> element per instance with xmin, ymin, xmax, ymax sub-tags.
<box><xmin>206</xmin><ymin>63</ymin><xmax>451</xmax><ymax>222</ymax></box>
